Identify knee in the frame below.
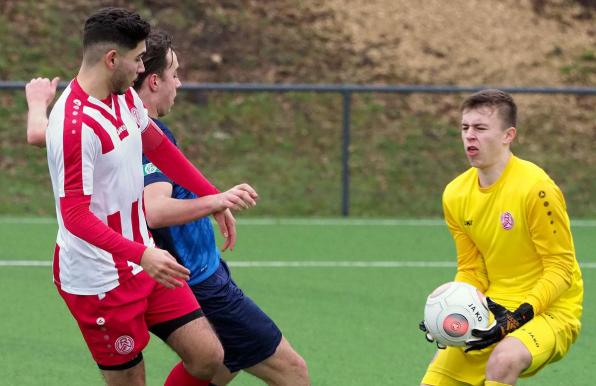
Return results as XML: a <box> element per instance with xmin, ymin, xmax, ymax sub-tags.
<box><xmin>186</xmin><ymin>342</ymin><xmax>224</xmax><ymax>380</ymax></box>
<box><xmin>292</xmin><ymin>354</ymin><xmax>309</xmax><ymax>378</ymax></box>
<box><xmin>486</xmin><ymin>349</ymin><xmax>530</xmax><ymax>381</ymax></box>
<box><xmin>267</xmin><ymin>353</ymin><xmax>310</xmax><ymax>386</ymax></box>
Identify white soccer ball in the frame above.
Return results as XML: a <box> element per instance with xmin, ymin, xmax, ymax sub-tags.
<box><xmin>423</xmin><ymin>281</ymin><xmax>489</xmax><ymax>347</ymax></box>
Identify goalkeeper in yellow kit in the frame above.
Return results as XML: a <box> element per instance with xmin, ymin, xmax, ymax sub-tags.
<box><xmin>420</xmin><ymin>89</ymin><xmax>583</xmax><ymax>386</ymax></box>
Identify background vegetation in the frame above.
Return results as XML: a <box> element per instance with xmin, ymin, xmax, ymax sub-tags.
<box><xmin>0</xmin><ymin>0</ymin><xmax>594</xmax><ymax>217</ymax></box>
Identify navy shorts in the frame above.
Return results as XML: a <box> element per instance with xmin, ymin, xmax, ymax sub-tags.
<box><xmin>191</xmin><ymin>259</ymin><xmax>282</xmax><ymax>372</ymax></box>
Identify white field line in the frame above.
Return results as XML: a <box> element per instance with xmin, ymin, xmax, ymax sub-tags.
<box><xmin>1</xmin><ymin>217</ymin><xmax>596</xmax><ymax>227</ymax></box>
<box><xmin>1</xmin><ymin>260</ymin><xmax>596</xmax><ymax>269</ymax></box>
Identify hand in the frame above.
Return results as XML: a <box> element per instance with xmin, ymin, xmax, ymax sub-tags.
<box><xmin>419</xmin><ymin>320</ymin><xmax>446</xmax><ymax>350</ymax></box>
<box><xmin>26</xmin><ymin>77</ymin><xmax>59</xmax><ymax>109</ymax></box>
<box><xmin>140</xmin><ymin>247</ymin><xmax>190</xmax><ymax>288</ymax></box>
<box><xmin>465</xmin><ymin>298</ymin><xmax>534</xmax><ymax>352</ymax></box>
<box><xmin>213</xmin><ymin>209</ymin><xmax>237</xmax><ymax>251</ymax></box>
<box><xmin>215</xmin><ymin>183</ymin><xmax>258</xmax><ymax>211</ymax></box>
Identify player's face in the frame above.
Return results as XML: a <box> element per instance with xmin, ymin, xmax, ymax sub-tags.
<box><xmin>111</xmin><ymin>41</ymin><xmax>146</xmax><ymax>95</ymax></box>
<box><xmin>461</xmin><ymin>106</ymin><xmax>514</xmax><ymax>170</ymax></box>
<box><xmin>156</xmin><ymin>49</ymin><xmax>181</xmax><ymax>117</ymax></box>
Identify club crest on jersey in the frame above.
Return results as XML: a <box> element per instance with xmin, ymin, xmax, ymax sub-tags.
<box><xmin>130</xmin><ymin>107</ymin><xmax>141</xmax><ymax>127</ymax></box>
<box><xmin>115</xmin><ymin>335</ymin><xmax>135</xmax><ymax>355</ymax></box>
<box><xmin>501</xmin><ymin>212</ymin><xmax>514</xmax><ymax>230</ymax></box>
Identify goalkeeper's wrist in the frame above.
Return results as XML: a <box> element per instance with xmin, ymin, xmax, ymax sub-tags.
<box><xmin>513</xmin><ymin>303</ymin><xmax>534</xmax><ymax>326</ymax></box>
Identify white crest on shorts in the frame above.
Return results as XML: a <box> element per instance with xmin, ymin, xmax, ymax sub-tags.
<box><xmin>96</xmin><ymin>317</ymin><xmax>105</xmax><ymax>326</ymax></box>
<box><xmin>115</xmin><ymin>335</ymin><xmax>135</xmax><ymax>355</ymax></box>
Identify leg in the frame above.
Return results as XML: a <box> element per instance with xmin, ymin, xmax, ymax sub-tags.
<box><xmin>191</xmin><ymin>260</ymin><xmax>309</xmax><ymax>386</ymax></box>
<box><xmin>146</xmin><ymin>277</ymin><xmax>223</xmax><ymax>384</ymax></box>
<box><xmin>420</xmin><ymin>372</ymin><xmax>469</xmax><ymax>386</ymax></box>
<box><xmin>486</xmin><ymin>314</ymin><xmax>558</xmax><ymax>383</ymax></box>
<box><xmin>166</xmin><ymin>315</ymin><xmax>224</xmax><ymax>380</ymax></box>
<box><xmin>57</xmin><ymin>277</ymin><xmax>155</xmax><ymax>386</ymax></box>
<box><xmin>211</xmin><ymin>365</ymin><xmax>238</xmax><ymax>386</ymax></box>
<box><xmin>244</xmin><ymin>336</ymin><xmax>309</xmax><ymax>386</ymax></box>
<box><xmin>420</xmin><ymin>346</ymin><xmax>488</xmax><ymax>386</ymax></box>
<box><xmin>485</xmin><ymin>337</ymin><xmax>532</xmax><ymax>384</ymax></box>
<box><xmin>101</xmin><ymin>359</ymin><xmax>146</xmax><ymax>386</ymax></box>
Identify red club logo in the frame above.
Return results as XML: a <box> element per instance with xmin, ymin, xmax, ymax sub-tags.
<box><xmin>115</xmin><ymin>335</ymin><xmax>135</xmax><ymax>355</ymax></box>
<box><xmin>501</xmin><ymin>212</ymin><xmax>514</xmax><ymax>230</ymax></box>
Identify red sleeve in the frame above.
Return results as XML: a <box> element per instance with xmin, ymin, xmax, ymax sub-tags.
<box><xmin>142</xmin><ymin>120</ymin><xmax>219</xmax><ymax>196</ymax></box>
<box><xmin>60</xmin><ymin>195</ymin><xmax>147</xmax><ymax>265</ymax></box>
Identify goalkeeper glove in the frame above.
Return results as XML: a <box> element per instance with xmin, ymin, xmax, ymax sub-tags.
<box><xmin>465</xmin><ymin>297</ymin><xmax>534</xmax><ymax>352</ymax></box>
<box><xmin>419</xmin><ymin>320</ymin><xmax>446</xmax><ymax>350</ymax></box>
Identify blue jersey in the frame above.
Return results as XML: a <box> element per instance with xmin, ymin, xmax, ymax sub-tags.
<box><xmin>142</xmin><ymin>119</ymin><xmax>220</xmax><ymax>285</ymax></box>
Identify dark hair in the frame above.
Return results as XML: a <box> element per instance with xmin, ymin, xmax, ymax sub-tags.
<box><xmin>133</xmin><ymin>30</ymin><xmax>175</xmax><ymax>90</ymax></box>
<box><xmin>83</xmin><ymin>7</ymin><xmax>150</xmax><ymax>50</ymax></box>
<box><xmin>460</xmin><ymin>89</ymin><xmax>517</xmax><ymax>128</ymax></box>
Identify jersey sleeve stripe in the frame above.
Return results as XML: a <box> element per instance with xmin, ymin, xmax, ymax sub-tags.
<box><xmin>62</xmin><ymin>93</ymin><xmax>85</xmax><ymax>196</ymax></box>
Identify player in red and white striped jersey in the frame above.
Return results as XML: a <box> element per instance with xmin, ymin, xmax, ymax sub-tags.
<box><xmin>48</xmin><ymin>78</ymin><xmax>154</xmax><ymax>294</ymax></box>
<box><xmin>27</xmin><ymin>7</ymin><xmax>250</xmax><ymax>386</ymax></box>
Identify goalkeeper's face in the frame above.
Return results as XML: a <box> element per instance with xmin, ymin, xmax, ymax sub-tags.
<box><xmin>460</xmin><ymin>106</ymin><xmax>516</xmax><ymax>170</ymax></box>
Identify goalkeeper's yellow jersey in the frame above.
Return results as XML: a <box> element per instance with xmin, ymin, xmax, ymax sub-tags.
<box><xmin>443</xmin><ymin>155</ymin><xmax>582</xmax><ymax>337</ymax></box>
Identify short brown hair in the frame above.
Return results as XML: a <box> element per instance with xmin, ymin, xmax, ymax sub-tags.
<box><xmin>133</xmin><ymin>30</ymin><xmax>175</xmax><ymax>91</ymax></box>
<box><xmin>461</xmin><ymin>89</ymin><xmax>517</xmax><ymax>128</ymax></box>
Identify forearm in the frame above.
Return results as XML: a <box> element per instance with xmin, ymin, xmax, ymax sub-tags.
<box><xmin>455</xmin><ymin>270</ymin><xmax>488</xmax><ymax>293</ymax></box>
<box><xmin>450</xmin><ymin>228</ymin><xmax>489</xmax><ymax>292</ymax></box>
<box><xmin>525</xmin><ymin>253</ymin><xmax>574</xmax><ymax>314</ymax></box>
<box><xmin>60</xmin><ymin>195</ymin><xmax>147</xmax><ymax>264</ymax></box>
<box><xmin>444</xmin><ymin>200</ymin><xmax>489</xmax><ymax>293</ymax></box>
<box><xmin>145</xmin><ymin>195</ymin><xmax>221</xmax><ymax>229</ymax></box>
<box><xmin>27</xmin><ymin>104</ymin><xmax>48</xmax><ymax>147</ymax></box>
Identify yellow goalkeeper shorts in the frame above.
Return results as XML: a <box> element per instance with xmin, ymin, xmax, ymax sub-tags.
<box><xmin>420</xmin><ymin>312</ymin><xmax>575</xmax><ymax>385</ymax></box>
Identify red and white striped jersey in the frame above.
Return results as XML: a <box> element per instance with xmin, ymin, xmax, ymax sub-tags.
<box><xmin>46</xmin><ymin>79</ymin><xmax>153</xmax><ymax>295</ymax></box>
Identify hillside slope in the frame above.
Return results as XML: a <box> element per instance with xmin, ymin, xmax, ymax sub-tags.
<box><xmin>0</xmin><ymin>0</ymin><xmax>594</xmax><ymax>217</ymax></box>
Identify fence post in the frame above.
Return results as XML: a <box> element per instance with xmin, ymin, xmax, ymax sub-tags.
<box><xmin>341</xmin><ymin>91</ymin><xmax>352</xmax><ymax>217</ymax></box>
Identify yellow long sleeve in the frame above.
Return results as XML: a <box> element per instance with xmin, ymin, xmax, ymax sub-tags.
<box><xmin>442</xmin><ymin>156</ymin><xmax>582</xmax><ymax>322</ymax></box>
<box><xmin>524</xmin><ymin>180</ymin><xmax>575</xmax><ymax>314</ymax></box>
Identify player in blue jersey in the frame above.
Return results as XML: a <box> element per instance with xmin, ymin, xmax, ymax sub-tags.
<box><xmin>26</xmin><ymin>29</ymin><xmax>310</xmax><ymax>386</ymax></box>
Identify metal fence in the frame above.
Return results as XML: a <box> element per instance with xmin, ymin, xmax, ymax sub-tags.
<box><xmin>2</xmin><ymin>81</ymin><xmax>595</xmax><ymax>216</ymax></box>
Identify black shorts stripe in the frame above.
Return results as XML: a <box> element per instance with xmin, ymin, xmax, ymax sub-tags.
<box><xmin>149</xmin><ymin>309</ymin><xmax>204</xmax><ymax>341</ymax></box>
<box><xmin>98</xmin><ymin>352</ymin><xmax>143</xmax><ymax>371</ymax></box>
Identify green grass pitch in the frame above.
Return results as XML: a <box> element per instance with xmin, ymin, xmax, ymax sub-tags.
<box><xmin>0</xmin><ymin>218</ymin><xmax>594</xmax><ymax>385</ymax></box>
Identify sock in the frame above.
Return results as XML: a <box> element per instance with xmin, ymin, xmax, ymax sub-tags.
<box><xmin>485</xmin><ymin>381</ymin><xmax>512</xmax><ymax>386</ymax></box>
<box><xmin>164</xmin><ymin>361</ymin><xmax>211</xmax><ymax>386</ymax></box>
